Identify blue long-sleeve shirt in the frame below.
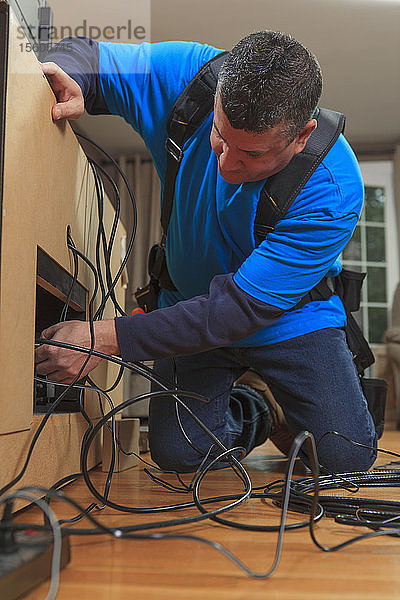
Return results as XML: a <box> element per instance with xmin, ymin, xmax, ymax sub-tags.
<box><xmin>45</xmin><ymin>37</ymin><xmax>364</xmax><ymax>362</ymax></box>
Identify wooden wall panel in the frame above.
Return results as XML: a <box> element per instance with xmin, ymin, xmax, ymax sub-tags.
<box><xmin>0</xmin><ymin>6</ymin><xmax>126</xmax><ymax>497</ymax></box>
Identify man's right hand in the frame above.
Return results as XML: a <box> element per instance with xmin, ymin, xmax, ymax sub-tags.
<box><xmin>41</xmin><ymin>62</ymin><xmax>84</xmax><ymax>121</ymax></box>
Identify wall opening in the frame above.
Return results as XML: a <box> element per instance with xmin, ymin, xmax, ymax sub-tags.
<box><xmin>34</xmin><ymin>247</ymin><xmax>87</xmax><ymax>414</ymax></box>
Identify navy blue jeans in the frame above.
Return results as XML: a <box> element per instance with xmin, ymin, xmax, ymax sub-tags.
<box><xmin>149</xmin><ymin>327</ymin><xmax>377</xmax><ymax>473</ymax></box>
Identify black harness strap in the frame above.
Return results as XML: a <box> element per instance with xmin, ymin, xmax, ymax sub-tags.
<box><xmin>254</xmin><ymin>108</ymin><xmax>346</xmax><ymax>241</ymax></box>
<box><xmin>163</xmin><ymin>52</ymin><xmax>228</xmax><ymax>236</ymax></box>
<box><xmin>256</xmin><ymin>109</ymin><xmax>345</xmax><ymax>311</ymax></box>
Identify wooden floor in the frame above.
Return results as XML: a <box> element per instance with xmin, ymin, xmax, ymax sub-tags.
<box><xmin>14</xmin><ymin>427</ymin><xmax>400</xmax><ymax>600</ymax></box>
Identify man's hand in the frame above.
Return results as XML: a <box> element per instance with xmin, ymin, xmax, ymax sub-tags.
<box><xmin>35</xmin><ymin>319</ymin><xmax>120</xmax><ymax>383</ymax></box>
<box><xmin>41</xmin><ymin>62</ymin><xmax>84</xmax><ymax>121</ymax></box>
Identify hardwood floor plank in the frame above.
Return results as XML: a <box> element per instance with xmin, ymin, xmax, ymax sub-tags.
<box><xmin>13</xmin><ymin>429</ymin><xmax>400</xmax><ymax>599</ymax></box>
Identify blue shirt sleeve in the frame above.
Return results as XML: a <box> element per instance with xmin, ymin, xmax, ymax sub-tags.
<box><xmin>44</xmin><ymin>37</ymin><xmax>110</xmax><ymax>115</ymax></box>
<box><xmin>45</xmin><ymin>38</ymin><xmax>223</xmax><ymax>176</ymax></box>
<box><xmin>115</xmin><ymin>273</ymin><xmax>284</xmax><ymax>362</ymax></box>
<box><xmin>98</xmin><ymin>40</ymin><xmax>223</xmax><ymax>175</ymax></box>
<box><xmin>234</xmin><ymin>135</ymin><xmax>364</xmax><ymax>309</ymax></box>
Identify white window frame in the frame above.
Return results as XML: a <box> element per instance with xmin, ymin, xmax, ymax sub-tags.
<box><xmin>342</xmin><ymin>160</ymin><xmax>398</xmax><ymax>346</ymax></box>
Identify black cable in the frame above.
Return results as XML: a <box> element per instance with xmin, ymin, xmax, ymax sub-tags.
<box><xmin>39</xmin><ymin>330</ymin><xmax>257</xmax><ymax>523</ymax></box>
<box><xmin>0</xmin><ymin>344</ymin><xmax>95</xmax><ymax>497</ymax></box>
<box><xmin>77</xmin><ymin>387</ymin><xmax>114</xmax><ymax>511</ymax></box>
<box><xmin>90</xmin><ymin>159</ymin><xmax>108</xmax><ymax>316</ymax></box>
<box><xmin>74</xmin><ymin>381</ymin><xmax>324</xmax><ymax>535</ymax></box>
<box><xmin>39</xmin><ymin>381</ymin><xmax>247</xmax><ymax>519</ymax></box>
<box><xmin>79</xmin><ymin>387</ymin><xmax>248</xmax><ymax>516</ymax></box>
<box><xmin>33</xmin><ymin>376</ymin><xmax>120</xmax><ymax>526</ymax></box>
<box><xmin>36</xmin><ymin>338</ymin><xmax>210</xmax><ymax>403</ymax></box>
<box><xmin>34</xmin><ymin>374</ymin><xmax>203</xmax><ymax>502</ymax></box>
<box><xmin>66</xmin><ymin>223</ymin><xmax>125</xmax><ymax>396</ymax></box>
<box><xmin>87</xmin><ymin>158</ymin><xmax>126</xmax><ymax>319</ymax></box>
<box><xmin>60</xmin><ymin>227</ymin><xmax>79</xmax><ymax>322</ymax></box>
<box><xmin>317</xmin><ymin>430</ymin><xmax>400</xmax><ymax>461</ymax></box>
<box><xmin>88</xmin><ymin>158</ymin><xmax>124</xmax><ymax>321</ymax></box>
<box><xmin>74</xmin><ymin>130</ymin><xmax>137</xmax><ymax>319</ymax></box>
<box><xmin>92</xmin><ymin>366</ymin><xmax>125</xmax><ymax>393</ymax></box>
<box><xmin>65</xmin><ymin>227</ymin><xmax>126</xmax><ymax>396</ymax></box>
<box><xmin>3</xmin><ymin>433</ymin><xmax>325</xmax><ymax>579</ymax></box>
<box><xmin>169</xmin><ymin>358</ymin><xmax>250</xmax><ymax>491</ymax></box>
<box><xmin>264</xmin><ymin>455</ymin><xmax>400</xmax><ymax>547</ymax></box>
<box><xmin>34</xmin><ymin>335</ymin><xmax>400</xmax><ymax>539</ymax></box>
<box><xmin>170</xmin><ymin>358</ymin><xmax>215</xmax><ymax>459</ymax></box>
<box><xmin>34</xmin><ymin>336</ymin><xmax>253</xmax><ymax>478</ymax></box>
<box><xmin>36</xmin><ymin>337</ymin><xmax>400</xmax><ymax>528</ymax></box>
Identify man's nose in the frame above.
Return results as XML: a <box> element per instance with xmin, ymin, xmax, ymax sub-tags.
<box><xmin>218</xmin><ymin>144</ymin><xmax>243</xmax><ymax>171</ymax></box>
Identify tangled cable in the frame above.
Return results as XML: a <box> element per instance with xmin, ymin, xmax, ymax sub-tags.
<box><xmin>2</xmin><ymin>131</ymin><xmax>400</xmax><ymax>600</ymax></box>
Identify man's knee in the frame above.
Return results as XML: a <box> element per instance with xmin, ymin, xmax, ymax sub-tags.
<box><xmin>315</xmin><ymin>433</ymin><xmax>377</xmax><ymax>473</ymax></box>
<box><xmin>149</xmin><ymin>435</ymin><xmax>198</xmax><ymax>473</ymax></box>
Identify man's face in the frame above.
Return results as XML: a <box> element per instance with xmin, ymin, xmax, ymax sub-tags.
<box><xmin>210</xmin><ymin>96</ymin><xmax>316</xmax><ymax>184</ymax></box>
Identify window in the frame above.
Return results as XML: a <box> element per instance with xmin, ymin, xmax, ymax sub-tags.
<box><xmin>342</xmin><ymin>161</ymin><xmax>399</xmax><ymax>346</ymax></box>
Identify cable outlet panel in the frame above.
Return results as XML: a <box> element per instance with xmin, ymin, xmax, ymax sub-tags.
<box><xmin>34</xmin><ymin>247</ymin><xmax>87</xmax><ymax>414</ymax></box>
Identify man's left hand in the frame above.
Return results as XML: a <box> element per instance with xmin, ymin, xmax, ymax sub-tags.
<box><xmin>35</xmin><ymin>319</ymin><xmax>120</xmax><ymax>383</ymax></box>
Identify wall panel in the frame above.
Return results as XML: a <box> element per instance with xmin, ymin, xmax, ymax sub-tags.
<box><xmin>0</xmin><ymin>4</ymin><xmax>126</xmax><ymax>498</ymax></box>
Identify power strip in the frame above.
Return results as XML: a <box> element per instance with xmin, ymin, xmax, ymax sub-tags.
<box><xmin>0</xmin><ymin>530</ymin><xmax>70</xmax><ymax>600</ymax></box>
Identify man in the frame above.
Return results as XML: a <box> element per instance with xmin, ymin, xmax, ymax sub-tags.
<box><xmin>35</xmin><ymin>31</ymin><xmax>377</xmax><ymax>473</ymax></box>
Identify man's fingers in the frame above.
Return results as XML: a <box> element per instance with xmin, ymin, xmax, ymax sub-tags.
<box><xmin>35</xmin><ymin>324</ymin><xmax>62</xmax><ymax>363</ymax></box>
<box><xmin>35</xmin><ymin>359</ymin><xmax>55</xmax><ymax>376</ymax></box>
<box><xmin>41</xmin><ymin>61</ymin><xmax>59</xmax><ymax>78</ymax></box>
<box><xmin>40</xmin><ymin>323</ymin><xmax>61</xmax><ymax>340</ymax></box>
<box><xmin>41</xmin><ymin>62</ymin><xmax>84</xmax><ymax>121</ymax></box>
<box><xmin>35</xmin><ymin>362</ymin><xmax>73</xmax><ymax>383</ymax></box>
<box><xmin>34</xmin><ymin>343</ymin><xmax>58</xmax><ymax>364</ymax></box>
<box><xmin>52</xmin><ymin>97</ymin><xmax>84</xmax><ymax>121</ymax></box>
<box><xmin>41</xmin><ymin>61</ymin><xmax>72</xmax><ymax>88</ymax></box>
<box><xmin>34</xmin><ymin>320</ymin><xmax>102</xmax><ymax>381</ymax></box>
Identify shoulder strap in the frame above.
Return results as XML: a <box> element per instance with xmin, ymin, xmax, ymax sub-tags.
<box><xmin>254</xmin><ymin>108</ymin><xmax>346</xmax><ymax>241</ymax></box>
<box><xmin>162</xmin><ymin>52</ymin><xmax>228</xmax><ymax>236</ymax></box>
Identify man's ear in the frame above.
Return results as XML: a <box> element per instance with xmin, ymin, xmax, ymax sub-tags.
<box><xmin>293</xmin><ymin>119</ymin><xmax>318</xmax><ymax>154</ymax></box>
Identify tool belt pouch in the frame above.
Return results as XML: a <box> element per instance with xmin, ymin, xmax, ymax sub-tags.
<box><xmin>361</xmin><ymin>377</ymin><xmax>387</xmax><ymax>439</ymax></box>
<box><xmin>148</xmin><ymin>243</ymin><xmax>177</xmax><ymax>291</ymax></box>
<box><xmin>134</xmin><ymin>243</ymin><xmax>176</xmax><ymax>313</ymax></box>
<box><xmin>335</xmin><ymin>269</ymin><xmax>387</xmax><ymax>439</ymax></box>
<box><xmin>335</xmin><ymin>268</ymin><xmax>365</xmax><ymax>312</ymax></box>
<box><xmin>335</xmin><ymin>269</ymin><xmax>375</xmax><ymax>371</ymax></box>
<box><xmin>134</xmin><ymin>279</ymin><xmax>159</xmax><ymax>313</ymax></box>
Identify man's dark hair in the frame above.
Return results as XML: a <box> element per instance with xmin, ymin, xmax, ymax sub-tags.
<box><xmin>216</xmin><ymin>30</ymin><xmax>323</xmax><ymax>140</ymax></box>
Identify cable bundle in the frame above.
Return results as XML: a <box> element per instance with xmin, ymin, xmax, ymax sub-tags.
<box><xmin>1</xmin><ymin>132</ymin><xmax>399</xmax><ymax>600</ymax></box>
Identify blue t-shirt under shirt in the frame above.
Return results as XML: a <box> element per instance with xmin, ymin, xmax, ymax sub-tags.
<box><xmin>97</xmin><ymin>40</ymin><xmax>364</xmax><ymax>348</ymax></box>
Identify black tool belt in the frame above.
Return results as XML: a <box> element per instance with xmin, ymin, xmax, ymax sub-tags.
<box><xmin>135</xmin><ymin>257</ymin><xmax>386</xmax><ymax>437</ymax></box>
<box><xmin>148</xmin><ymin>242</ymin><xmax>177</xmax><ymax>292</ymax></box>
<box><xmin>134</xmin><ymin>240</ymin><xmax>176</xmax><ymax>313</ymax></box>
